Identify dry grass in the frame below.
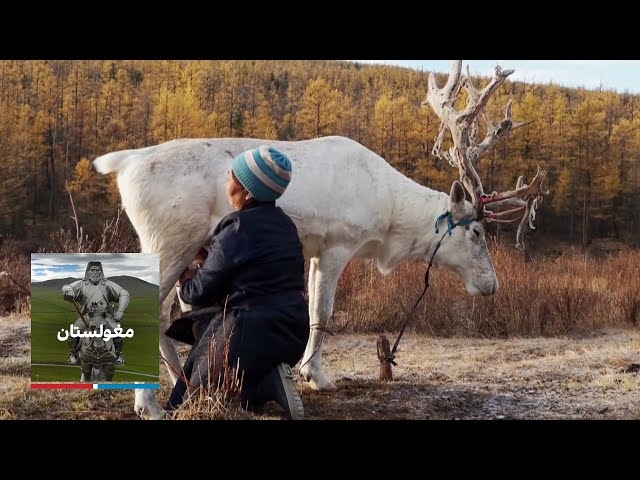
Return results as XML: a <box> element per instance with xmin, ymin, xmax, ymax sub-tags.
<box><xmin>333</xmin><ymin>245</ymin><xmax>640</xmax><ymax>337</ymax></box>
<box><xmin>3</xmin><ymin>240</ymin><xmax>640</xmax><ymax>419</ymax></box>
<box><xmin>4</xmin><ymin>225</ymin><xmax>640</xmax><ymax>338</ymax></box>
<box><xmin>0</xmin><ymin>210</ymin><xmax>139</xmax><ymax>315</ymax></box>
<box><xmin>0</xmin><ymin>314</ymin><xmax>278</xmax><ymax>420</ymax></box>
<box><xmin>0</xmin><ymin>314</ymin><xmax>139</xmax><ymax>420</ymax></box>
<box><xmin>168</xmin><ymin>315</ymin><xmax>253</xmax><ymax>421</ymax></box>
<box><xmin>0</xmin><ymin>241</ymin><xmax>30</xmax><ymax>315</ymax></box>
<box><xmin>45</xmin><ymin>209</ymin><xmax>140</xmax><ymax>254</ymax></box>
<box><xmin>2</xmin><ymin>313</ymin><xmax>639</xmax><ymax>419</ymax></box>
<box><xmin>303</xmin><ymin>330</ymin><xmax>640</xmax><ymax>419</ymax></box>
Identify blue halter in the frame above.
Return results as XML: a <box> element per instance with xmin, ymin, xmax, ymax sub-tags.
<box><xmin>430</xmin><ymin>211</ymin><xmax>476</xmax><ymax>263</ymax></box>
<box><xmin>434</xmin><ymin>211</ymin><xmax>474</xmax><ymax>236</ymax></box>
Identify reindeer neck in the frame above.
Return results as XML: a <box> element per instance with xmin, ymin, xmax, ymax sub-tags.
<box><xmin>376</xmin><ymin>174</ymin><xmax>450</xmax><ymax>272</ymax></box>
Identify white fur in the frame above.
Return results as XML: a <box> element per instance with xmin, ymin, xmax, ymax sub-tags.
<box><xmin>94</xmin><ymin>135</ymin><xmax>498</xmax><ymax>418</ymax></box>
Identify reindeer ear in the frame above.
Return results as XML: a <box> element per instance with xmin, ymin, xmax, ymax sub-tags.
<box><xmin>449</xmin><ymin>181</ymin><xmax>466</xmax><ymax>207</ymax></box>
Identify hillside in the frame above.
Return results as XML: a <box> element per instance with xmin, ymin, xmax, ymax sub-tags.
<box><xmin>31</xmin><ymin>275</ymin><xmax>157</xmax><ymax>299</ymax></box>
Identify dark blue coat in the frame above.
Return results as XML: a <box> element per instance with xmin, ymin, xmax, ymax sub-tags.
<box><xmin>178</xmin><ymin>201</ymin><xmax>309</xmax><ymax>377</ymax></box>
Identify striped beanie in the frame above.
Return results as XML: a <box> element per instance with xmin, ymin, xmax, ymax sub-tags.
<box><xmin>231</xmin><ymin>146</ymin><xmax>292</xmax><ymax>202</ymax></box>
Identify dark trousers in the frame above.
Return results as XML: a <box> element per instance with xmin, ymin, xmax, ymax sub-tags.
<box><xmin>167</xmin><ymin>312</ymin><xmax>263</xmax><ymax>410</ymax></box>
<box><xmin>166</xmin><ymin>303</ymin><xmax>309</xmax><ymax>411</ymax></box>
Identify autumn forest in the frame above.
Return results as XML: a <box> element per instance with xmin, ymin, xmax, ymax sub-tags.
<box><xmin>1</xmin><ymin>59</ymin><xmax>640</xmax><ymax>252</ymax></box>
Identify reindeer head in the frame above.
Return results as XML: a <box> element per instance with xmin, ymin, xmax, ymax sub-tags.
<box><xmin>427</xmin><ymin>179</ymin><xmax>498</xmax><ymax>296</ymax></box>
<box><xmin>423</xmin><ymin>61</ymin><xmax>548</xmax><ymax>296</ymax></box>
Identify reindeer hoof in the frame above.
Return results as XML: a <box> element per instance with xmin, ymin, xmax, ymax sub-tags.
<box><xmin>134</xmin><ymin>391</ymin><xmax>167</xmax><ymax>420</ymax></box>
<box><xmin>304</xmin><ymin>371</ymin><xmax>338</xmax><ymax>391</ymax></box>
<box><xmin>134</xmin><ymin>403</ymin><xmax>167</xmax><ymax>420</ymax></box>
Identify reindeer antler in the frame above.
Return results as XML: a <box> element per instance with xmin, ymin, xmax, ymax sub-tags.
<box><xmin>422</xmin><ymin>60</ymin><xmax>548</xmax><ymax>249</ymax></box>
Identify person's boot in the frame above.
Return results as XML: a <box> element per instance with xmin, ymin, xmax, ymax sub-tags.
<box><xmin>68</xmin><ymin>338</ymin><xmax>79</xmax><ymax>365</ymax></box>
<box><xmin>257</xmin><ymin>363</ymin><xmax>304</xmax><ymax>420</ymax></box>
<box><xmin>114</xmin><ymin>337</ymin><xmax>124</xmax><ymax>365</ymax></box>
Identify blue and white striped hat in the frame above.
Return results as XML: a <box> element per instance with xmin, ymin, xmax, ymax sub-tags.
<box><xmin>231</xmin><ymin>146</ymin><xmax>292</xmax><ymax>202</ymax></box>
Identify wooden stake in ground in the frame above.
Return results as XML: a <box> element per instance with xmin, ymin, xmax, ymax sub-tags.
<box><xmin>377</xmin><ymin>335</ymin><xmax>393</xmax><ymax>381</ymax></box>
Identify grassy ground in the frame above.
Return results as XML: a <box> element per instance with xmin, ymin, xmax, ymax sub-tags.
<box><xmin>2</xmin><ymin>313</ymin><xmax>639</xmax><ymax>420</ymax></box>
<box><xmin>30</xmin><ymin>286</ymin><xmax>159</xmax><ymax>383</ymax></box>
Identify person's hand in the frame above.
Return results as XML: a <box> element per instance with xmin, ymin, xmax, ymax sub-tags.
<box><xmin>114</xmin><ymin>310</ymin><xmax>124</xmax><ymax>321</ymax></box>
<box><xmin>62</xmin><ymin>287</ymin><xmax>75</xmax><ymax>302</ymax></box>
<box><xmin>176</xmin><ymin>265</ymin><xmax>198</xmax><ymax>287</ymax></box>
<box><xmin>176</xmin><ymin>248</ymin><xmax>207</xmax><ymax>287</ymax></box>
<box><xmin>193</xmin><ymin>247</ymin><xmax>208</xmax><ymax>265</ymax></box>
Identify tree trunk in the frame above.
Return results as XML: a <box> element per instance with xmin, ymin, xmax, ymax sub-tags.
<box><xmin>48</xmin><ymin>150</ymin><xmax>56</xmax><ymax>220</ymax></box>
<box><xmin>47</xmin><ymin>123</ymin><xmax>57</xmax><ymax>220</ymax></box>
<box><xmin>32</xmin><ymin>156</ymin><xmax>37</xmax><ymax>226</ymax></box>
<box><xmin>582</xmin><ymin>189</ymin><xmax>588</xmax><ymax>250</ymax></box>
<box><xmin>569</xmin><ymin>210</ymin><xmax>574</xmax><ymax>244</ymax></box>
<box><xmin>582</xmin><ymin>170</ymin><xmax>591</xmax><ymax>250</ymax></box>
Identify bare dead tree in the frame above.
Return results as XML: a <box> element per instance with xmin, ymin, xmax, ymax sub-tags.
<box><xmin>65</xmin><ymin>180</ymin><xmax>84</xmax><ymax>251</ymax></box>
<box><xmin>0</xmin><ymin>270</ymin><xmax>30</xmax><ymax>296</ymax></box>
<box><xmin>423</xmin><ymin>61</ymin><xmax>548</xmax><ymax>249</ymax></box>
<box><xmin>97</xmin><ymin>206</ymin><xmax>139</xmax><ymax>253</ymax></box>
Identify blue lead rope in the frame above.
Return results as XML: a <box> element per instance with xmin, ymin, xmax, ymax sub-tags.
<box><xmin>386</xmin><ymin>211</ymin><xmax>474</xmax><ymax>365</ymax></box>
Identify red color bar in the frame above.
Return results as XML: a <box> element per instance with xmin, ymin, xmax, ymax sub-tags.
<box><xmin>31</xmin><ymin>383</ymin><xmax>93</xmax><ymax>389</ymax></box>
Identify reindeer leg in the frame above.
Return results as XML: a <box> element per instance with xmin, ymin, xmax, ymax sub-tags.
<box><xmin>300</xmin><ymin>247</ymin><xmax>352</xmax><ymax>391</ymax></box>
<box><xmin>133</xmin><ymin>289</ymin><xmax>181</xmax><ymax>420</ymax></box>
<box><xmin>134</xmin><ymin>247</ymin><xmax>202</xmax><ymax>420</ymax></box>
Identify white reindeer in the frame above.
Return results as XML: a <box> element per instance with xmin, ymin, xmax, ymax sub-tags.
<box><xmin>93</xmin><ymin>61</ymin><xmax>546</xmax><ymax>419</ymax></box>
